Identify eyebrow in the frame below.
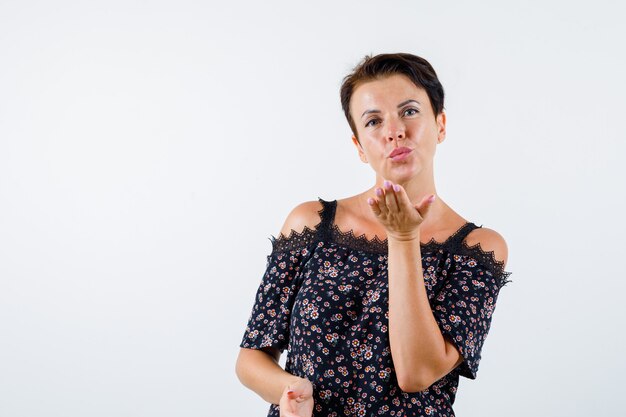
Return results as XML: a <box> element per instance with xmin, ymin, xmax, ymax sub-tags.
<box><xmin>361</xmin><ymin>99</ymin><xmax>421</xmax><ymax>119</ymax></box>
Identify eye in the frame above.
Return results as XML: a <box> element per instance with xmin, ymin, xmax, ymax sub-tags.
<box><xmin>365</xmin><ymin>118</ymin><xmax>380</xmax><ymax>128</ymax></box>
<box><xmin>403</xmin><ymin>107</ymin><xmax>419</xmax><ymax>117</ymax></box>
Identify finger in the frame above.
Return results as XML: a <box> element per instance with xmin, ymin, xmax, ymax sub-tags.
<box><xmin>280</xmin><ymin>400</ymin><xmax>295</xmax><ymax>415</ymax></box>
<box><xmin>392</xmin><ymin>183</ymin><xmax>412</xmax><ymax>210</ymax></box>
<box><xmin>415</xmin><ymin>194</ymin><xmax>436</xmax><ymax>219</ymax></box>
<box><xmin>383</xmin><ymin>180</ymin><xmax>400</xmax><ymax>213</ymax></box>
<box><xmin>288</xmin><ymin>388</ymin><xmax>307</xmax><ymax>398</ymax></box>
<box><xmin>375</xmin><ymin>187</ymin><xmax>388</xmax><ymax>215</ymax></box>
<box><xmin>288</xmin><ymin>390</ymin><xmax>309</xmax><ymax>404</ymax></box>
<box><xmin>288</xmin><ymin>382</ymin><xmax>313</xmax><ymax>401</ymax></box>
<box><xmin>281</xmin><ymin>390</ymin><xmax>296</xmax><ymax>413</ymax></box>
<box><xmin>281</xmin><ymin>406</ymin><xmax>297</xmax><ymax>417</ymax></box>
<box><xmin>282</xmin><ymin>397</ymin><xmax>302</xmax><ymax>417</ymax></box>
<box><xmin>367</xmin><ymin>197</ymin><xmax>381</xmax><ymax>216</ymax></box>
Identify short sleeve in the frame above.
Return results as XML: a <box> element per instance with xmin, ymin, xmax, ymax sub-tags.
<box><xmin>239</xmin><ymin>245</ymin><xmax>313</xmax><ymax>353</ymax></box>
<box><xmin>432</xmin><ymin>254</ymin><xmax>511</xmax><ymax>379</ymax></box>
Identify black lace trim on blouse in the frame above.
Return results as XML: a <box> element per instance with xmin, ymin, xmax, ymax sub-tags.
<box><xmin>268</xmin><ymin>197</ymin><xmax>513</xmax><ymax>288</ymax></box>
<box><xmin>267</xmin><ymin>203</ymin><xmax>324</xmax><ymax>254</ymax></box>
<box><xmin>453</xmin><ymin>240</ymin><xmax>513</xmax><ymax>288</ymax></box>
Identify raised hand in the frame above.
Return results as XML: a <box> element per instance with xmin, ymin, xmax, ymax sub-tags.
<box><xmin>279</xmin><ymin>377</ymin><xmax>314</xmax><ymax>417</ymax></box>
<box><xmin>367</xmin><ymin>179</ymin><xmax>436</xmax><ymax>241</ymax></box>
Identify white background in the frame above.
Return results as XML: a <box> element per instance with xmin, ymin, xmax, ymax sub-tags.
<box><xmin>1</xmin><ymin>1</ymin><xmax>624</xmax><ymax>416</ymax></box>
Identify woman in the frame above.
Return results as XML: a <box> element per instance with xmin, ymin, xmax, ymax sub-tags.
<box><xmin>235</xmin><ymin>53</ymin><xmax>512</xmax><ymax>417</ymax></box>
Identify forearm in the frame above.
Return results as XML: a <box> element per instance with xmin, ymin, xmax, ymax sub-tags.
<box><xmin>387</xmin><ymin>235</ymin><xmax>447</xmax><ymax>387</ymax></box>
<box><xmin>235</xmin><ymin>348</ymin><xmax>303</xmax><ymax>405</ymax></box>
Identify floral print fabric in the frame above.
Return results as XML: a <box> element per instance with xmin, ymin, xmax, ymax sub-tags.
<box><xmin>240</xmin><ymin>199</ymin><xmax>511</xmax><ymax>417</ymax></box>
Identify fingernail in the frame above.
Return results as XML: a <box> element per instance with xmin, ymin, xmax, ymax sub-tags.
<box><xmin>383</xmin><ymin>180</ymin><xmax>391</xmax><ymax>189</ymax></box>
<box><xmin>375</xmin><ymin>188</ymin><xmax>383</xmax><ymax>197</ymax></box>
<box><xmin>393</xmin><ymin>184</ymin><xmax>400</xmax><ymax>192</ymax></box>
<box><xmin>367</xmin><ymin>197</ymin><xmax>374</xmax><ymax>205</ymax></box>
<box><xmin>429</xmin><ymin>194</ymin><xmax>436</xmax><ymax>202</ymax></box>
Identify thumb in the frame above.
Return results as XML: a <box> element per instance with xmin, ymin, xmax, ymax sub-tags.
<box><xmin>287</xmin><ymin>385</ymin><xmax>308</xmax><ymax>403</ymax></box>
<box><xmin>287</xmin><ymin>387</ymin><xmax>303</xmax><ymax>398</ymax></box>
<box><xmin>415</xmin><ymin>194</ymin><xmax>436</xmax><ymax>219</ymax></box>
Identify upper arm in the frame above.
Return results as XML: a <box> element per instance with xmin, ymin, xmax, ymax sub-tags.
<box><xmin>423</xmin><ymin>227</ymin><xmax>509</xmax><ymax>388</ymax></box>
<box><xmin>278</xmin><ymin>200</ymin><xmax>324</xmax><ymax>238</ymax></box>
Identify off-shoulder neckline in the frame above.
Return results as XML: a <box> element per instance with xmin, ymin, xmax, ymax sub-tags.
<box><xmin>268</xmin><ymin>198</ymin><xmax>512</xmax><ymax>287</ymax></box>
<box><xmin>271</xmin><ymin>198</ymin><xmax>476</xmax><ymax>253</ymax></box>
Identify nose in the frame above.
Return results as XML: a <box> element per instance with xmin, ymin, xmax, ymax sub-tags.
<box><xmin>386</xmin><ymin>119</ymin><xmax>405</xmax><ymax>142</ymax></box>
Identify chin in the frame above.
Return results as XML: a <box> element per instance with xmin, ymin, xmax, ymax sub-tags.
<box><xmin>385</xmin><ymin>165</ymin><xmax>421</xmax><ymax>183</ymax></box>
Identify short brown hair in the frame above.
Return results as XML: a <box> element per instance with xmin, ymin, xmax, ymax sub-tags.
<box><xmin>340</xmin><ymin>53</ymin><xmax>445</xmax><ymax>140</ymax></box>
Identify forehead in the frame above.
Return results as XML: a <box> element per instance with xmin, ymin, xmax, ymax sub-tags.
<box><xmin>350</xmin><ymin>74</ymin><xmax>430</xmax><ymax>114</ymax></box>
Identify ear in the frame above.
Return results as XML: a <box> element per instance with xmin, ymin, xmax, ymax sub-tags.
<box><xmin>351</xmin><ymin>135</ymin><xmax>368</xmax><ymax>163</ymax></box>
<box><xmin>436</xmin><ymin>111</ymin><xmax>447</xmax><ymax>144</ymax></box>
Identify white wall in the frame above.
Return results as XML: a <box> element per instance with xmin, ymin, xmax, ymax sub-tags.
<box><xmin>1</xmin><ymin>1</ymin><xmax>624</xmax><ymax>416</ymax></box>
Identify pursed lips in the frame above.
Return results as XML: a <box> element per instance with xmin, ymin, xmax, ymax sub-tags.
<box><xmin>389</xmin><ymin>147</ymin><xmax>412</xmax><ymax>158</ymax></box>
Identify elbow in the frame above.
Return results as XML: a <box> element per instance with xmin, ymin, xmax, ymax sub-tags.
<box><xmin>397</xmin><ymin>373</ymin><xmax>433</xmax><ymax>393</ymax></box>
<box><xmin>235</xmin><ymin>351</ymin><xmax>244</xmax><ymax>383</ymax></box>
<box><xmin>235</xmin><ymin>347</ymin><xmax>279</xmax><ymax>388</ymax></box>
<box><xmin>398</xmin><ymin>380</ymin><xmax>430</xmax><ymax>393</ymax></box>
<box><xmin>235</xmin><ymin>349</ymin><xmax>251</xmax><ymax>386</ymax></box>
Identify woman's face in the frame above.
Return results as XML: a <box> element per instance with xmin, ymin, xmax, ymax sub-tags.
<box><xmin>349</xmin><ymin>74</ymin><xmax>446</xmax><ymax>184</ymax></box>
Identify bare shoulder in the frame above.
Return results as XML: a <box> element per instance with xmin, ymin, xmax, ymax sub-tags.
<box><xmin>278</xmin><ymin>200</ymin><xmax>324</xmax><ymax>238</ymax></box>
<box><xmin>465</xmin><ymin>226</ymin><xmax>508</xmax><ymax>267</ymax></box>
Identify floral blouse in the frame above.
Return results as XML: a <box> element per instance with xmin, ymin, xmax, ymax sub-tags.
<box><xmin>240</xmin><ymin>198</ymin><xmax>512</xmax><ymax>417</ymax></box>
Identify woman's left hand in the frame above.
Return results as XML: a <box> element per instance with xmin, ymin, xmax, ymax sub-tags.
<box><xmin>368</xmin><ymin>179</ymin><xmax>436</xmax><ymax>242</ymax></box>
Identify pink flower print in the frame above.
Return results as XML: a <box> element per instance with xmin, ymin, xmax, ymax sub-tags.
<box><xmin>325</xmin><ymin>332</ymin><xmax>339</xmax><ymax>345</ymax></box>
<box><xmin>319</xmin><ymin>389</ymin><xmax>331</xmax><ymax>399</ymax></box>
<box><xmin>472</xmin><ymin>279</ymin><xmax>485</xmax><ymax>288</ymax></box>
<box><xmin>338</xmin><ymin>284</ymin><xmax>353</xmax><ymax>293</ymax></box>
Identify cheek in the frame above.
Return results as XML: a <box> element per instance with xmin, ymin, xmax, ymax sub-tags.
<box><xmin>362</xmin><ymin>143</ymin><xmax>386</xmax><ymax>161</ymax></box>
<box><xmin>412</xmin><ymin>122</ymin><xmax>438</xmax><ymax>144</ymax></box>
